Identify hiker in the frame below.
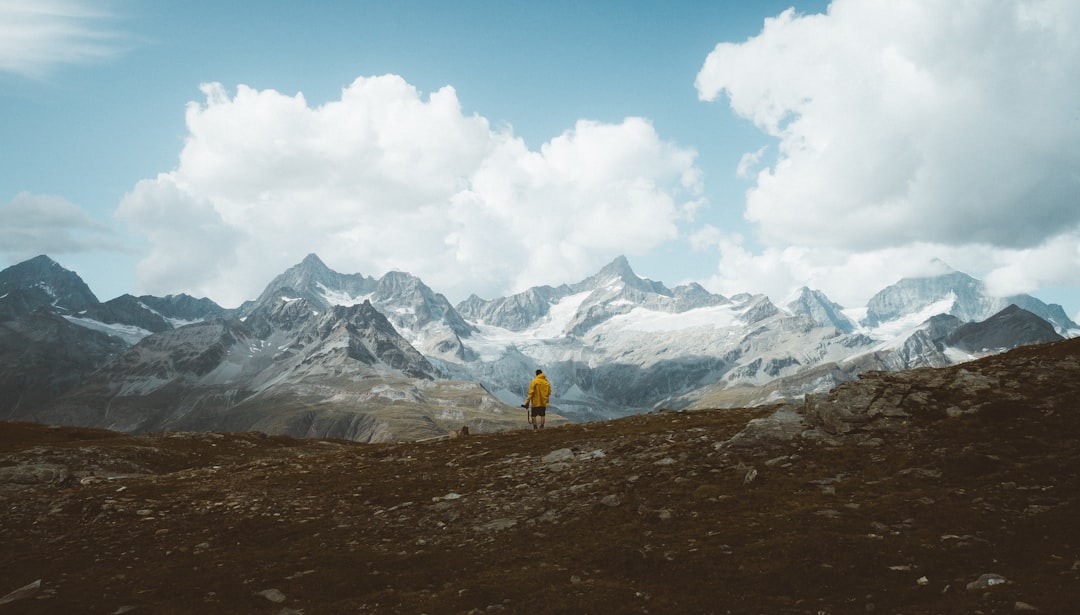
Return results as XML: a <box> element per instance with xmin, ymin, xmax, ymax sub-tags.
<box><xmin>523</xmin><ymin>369</ymin><xmax>551</xmax><ymax>430</ymax></box>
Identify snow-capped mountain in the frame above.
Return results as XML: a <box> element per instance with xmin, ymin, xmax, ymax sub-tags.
<box><xmin>862</xmin><ymin>266</ymin><xmax>1075</xmax><ymax>336</ymax></box>
<box><xmin>249</xmin><ymin>254</ymin><xmax>476</xmax><ymax>361</ymax></box>
<box><xmin>445</xmin><ymin>257</ymin><xmax>1073</xmax><ymax>420</ymax></box>
<box><xmin>1</xmin><ymin>253</ymin><xmax>1075</xmax><ymax>436</ymax></box>
<box><xmin>33</xmin><ymin>295</ymin><xmax>521</xmax><ymax>441</ymax></box>
<box><xmin>786</xmin><ymin>287</ymin><xmax>856</xmax><ymax>333</ymax></box>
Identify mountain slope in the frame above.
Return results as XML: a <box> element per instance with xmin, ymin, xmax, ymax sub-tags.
<box><xmin>2</xmin><ymin>337</ymin><xmax>1078</xmax><ymax>614</ymax></box>
<box><xmin>0</xmin><ymin>310</ymin><xmax>127</xmax><ymax>419</ymax></box>
<box><xmin>28</xmin><ymin>298</ymin><xmax>529</xmax><ymax>441</ymax></box>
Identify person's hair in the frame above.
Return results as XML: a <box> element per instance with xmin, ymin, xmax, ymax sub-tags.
<box><xmin>535</xmin><ymin>369</ymin><xmax>542</xmax><ymax>375</ymax></box>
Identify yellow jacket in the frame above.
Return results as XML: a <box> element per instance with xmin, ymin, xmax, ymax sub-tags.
<box><xmin>525</xmin><ymin>373</ymin><xmax>551</xmax><ymax>408</ymax></box>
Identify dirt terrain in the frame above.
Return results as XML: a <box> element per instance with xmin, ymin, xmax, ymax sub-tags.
<box><xmin>2</xmin><ymin>338</ymin><xmax>1079</xmax><ymax>614</ymax></box>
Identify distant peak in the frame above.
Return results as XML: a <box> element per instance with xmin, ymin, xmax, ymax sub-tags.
<box><xmin>26</xmin><ymin>254</ymin><xmax>60</xmax><ymax>267</ymax></box>
<box><xmin>300</xmin><ymin>253</ymin><xmax>327</xmax><ymax>268</ymax></box>
<box><xmin>597</xmin><ymin>255</ymin><xmax>637</xmax><ymax>281</ymax></box>
<box><xmin>925</xmin><ymin>259</ymin><xmax>958</xmax><ymax>276</ymax></box>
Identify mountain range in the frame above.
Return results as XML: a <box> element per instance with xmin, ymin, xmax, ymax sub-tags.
<box><xmin>1</xmin><ymin>253</ymin><xmax>1075</xmax><ymax>440</ymax></box>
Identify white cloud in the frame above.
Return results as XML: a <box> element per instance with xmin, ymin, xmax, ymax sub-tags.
<box><xmin>695</xmin><ymin>0</ymin><xmax>1080</xmax><ymax>309</ymax></box>
<box><xmin>0</xmin><ymin>192</ymin><xmax>129</xmax><ymax>258</ymax></box>
<box><xmin>695</xmin><ymin>233</ymin><xmax>1080</xmax><ymax>310</ymax></box>
<box><xmin>116</xmin><ymin>75</ymin><xmax>702</xmax><ymax>307</ymax></box>
<box><xmin>0</xmin><ymin>0</ymin><xmax>129</xmax><ymax>78</ymax></box>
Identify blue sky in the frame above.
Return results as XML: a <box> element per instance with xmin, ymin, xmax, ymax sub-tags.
<box><xmin>2</xmin><ymin>0</ymin><xmax>1079</xmax><ymax>321</ymax></box>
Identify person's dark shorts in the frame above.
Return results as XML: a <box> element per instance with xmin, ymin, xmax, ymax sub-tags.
<box><xmin>530</xmin><ymin>406</ymin><xmax>546</xmax><ymax>417</ymax></box>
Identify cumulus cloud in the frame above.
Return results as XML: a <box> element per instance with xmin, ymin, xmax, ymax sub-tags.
<box><xmin>0</xmin><ymin>192</ymin><xmax>130</xmax><ymax>260</ymax></box>
<box><xmin>117</xmin><ymin>75</ymin><xmax>702</xmax><ymax>306</ymax></box>
<box><xmin>694</xmin><ymin>232</ymin><xmax>1052</xmax><ymax>308</ymax></box>
<box><xmin>695</xmin><ymin>0</ymin><xmax>1080</xmax><ymax>307</ymax></box>
<box><xmin>0</xmin><ymin>0</ymin><xmax>130</xmax><ymax>78</ymax></box>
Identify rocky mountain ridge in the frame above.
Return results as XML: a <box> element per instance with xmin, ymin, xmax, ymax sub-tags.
<box><xmin>1</xmin><ymin>254</ymin><xmax>1075</xmax><ymax>438</ymax></box>
<box><xmin>2</xmin><ymin>336</ymin><xmax>1078</xmax><ymax>613</ymax></box>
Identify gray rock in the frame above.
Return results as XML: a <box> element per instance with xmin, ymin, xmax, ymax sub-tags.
<box><xmin>0</xmin><ymin>464</ymin><xmax>69</xmax><ymax>488</ymax></box>
<box><xmin>0</xmin><ymin>579</ymin><xmax>41</xmax><ymax>606</ymax></box>
<box><xmin>475</xmin><ymin>518</ymin><xmax>517</xmax><ymax>532</ymax></box>
<box><xmin>256</xmin><ymin>588</ymin><xmax>286</xmax><ymax>603</ymax></box>
<box><xmin>542</xmin><ymin>449</ymin><xmax>575</xmax><ymax>464</ymax></box>
<box><xmin>965</xmin><ymin>573</ymin><xmax>1007</xmax><ymax>591</ymax></box>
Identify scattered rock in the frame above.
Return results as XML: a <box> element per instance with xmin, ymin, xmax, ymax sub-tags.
<box><xmin>577</xmin><ymin>449</ymin><xmax>605</xmax><ymax>461</ymax></box>
<box><xmin>542</xmin><ymin>449</ymin><xmax>575</xmax><ymax>464</ymax></box>
<box><xmin>0</xmin><ymin>579</ymin><xmax>41</xmax><ymax>606</ymax></box>
<box><xmin>256</xmin><ymin>588</ymin><xmax>286</xmax><ymax>603</ymax></box>
<box><xmin>0</xmin><ymin>464</ymin><xmax>68</xmax><ymax>489</ymax></box>
<box><xmin>966</xmin><ymin>573</ymin><xmax>1007</xmax><ymax>591</ymax></box>
<box><xmin>475</xmin><ymin>518</ymin><xmax>517</xmax><ymax>532</ymax></box>
<box><xmin>742</xmin><ymin>467</ymin><xmax>758</xmax><ymax>485</ymax></box>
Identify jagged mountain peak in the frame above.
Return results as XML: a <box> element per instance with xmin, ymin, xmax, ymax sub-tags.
<box><xmin>300</xmin><ymin>252</ymin><xmax>327</xmax><ymax>267</ymax></box>
<box><xmin>377</xmin><ymin>270</ymin><xmax>426</xmax><ymax>294</ymax></box>
<box><xmin>0</xmin><ymin>254</ymin><xmax>99</xmax><ymax>315</ymax></box>
<box><xmin>596</xmin><ymin>255</ymin><xmax>635</xmax><ymax>279</ymax></box>
<box><xmin>785</xmin><ymin>287</ymin><xmax>854</xmax><ymax>333</ymax></box>
<box><xmin>579</xmin><ymin>256</ymin><xmax>669</xmax><ymax>295</ymax></box>
<box><xmin>251</xmin><ymin>254</ymin><xmax>375</xmax><ymax>312</ymax></box>
<box><xmin>12</xmin><ymin>254</ymin><xmax>62</xmax><ymax>272</ymax></box>
<box><xmin>279</xmin><ymin>253</ymin><xmax>341</xmax><ymax>286</ymax></box>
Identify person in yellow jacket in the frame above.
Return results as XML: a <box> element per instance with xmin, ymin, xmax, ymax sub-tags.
<box><xmin>523</xmin><ymin>369</ymin><xmax>551</xmax><ymax>430</ymax></box>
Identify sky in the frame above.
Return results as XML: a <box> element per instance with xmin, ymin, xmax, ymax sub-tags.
<box><xmin>2</xmin><ymin>0</ymin><xmax>1079</xmax><ymax>321</ymax></box>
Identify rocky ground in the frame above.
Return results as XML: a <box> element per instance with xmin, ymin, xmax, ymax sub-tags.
<box><xmin>2</xmin><ymin>338</ymin><xmax>1079</xmax><ymax>614</ymax></box>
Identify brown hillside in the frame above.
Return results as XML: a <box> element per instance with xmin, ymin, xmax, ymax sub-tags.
<box><xmin>2</xmin><ymin>338</ymin><xmax>1079</xmax><ymax>614</ymax></box>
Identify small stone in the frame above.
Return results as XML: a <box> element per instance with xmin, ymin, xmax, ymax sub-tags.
<box><xmin>743</xmin><ymin>467</ymin><xmax>758</xmax><ymax>485</ymax></box>
<box><xmin>600</xmin><ymin>495</ymin><xmax>621</xmax><ymax>507</ymax></box>
<box><xmin>475</xmin><ymin>518</ymin><xmax>517</xmax><ymax>532</ymax></box>
<box><xmin>1014</xmin><ymin>601</ymin><xmax>1039</xmax><ymax>612</ymax></box>
<box><xmin>256</xmin><ymin>588</ymin><xmax>286</xmax><ymax>603</ymax></box>
<box><xmin>542</xmin><ymin>449</ymin><xmax>575</xmax><ymax>463</ymax></box>
<box><xmin>916</xmin><ymin>576</ymin><xmax>929</xmax><ymax>586</ymax></box>
<box><xmin>966</xmin><ymin>573</ymin><xmax>1007</xmax><ymax>591</ymax></box>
